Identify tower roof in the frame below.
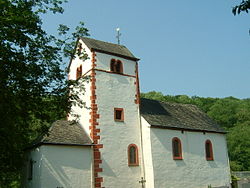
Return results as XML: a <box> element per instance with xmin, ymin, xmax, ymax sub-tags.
<box><xmin>80</xmin><ymin>37</ymin><xmax>139</xmax><ymax>61</ymax></box>
<box><xmin>140</xmin><ymin>98</ymin><xmax>226</xmax><ymax>133</ymax></box>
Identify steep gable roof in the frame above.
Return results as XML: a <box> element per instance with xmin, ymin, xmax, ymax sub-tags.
<box><xmin>140</xmin><ymin>98</ymin><xmax>225</xmax><ymax>133</ymax></box>
<box><xmin>80</xmin><ymin>37</ymin><xmax>139</xmax><ymax>61</ymax></box>
<box><xmin>27</xmin><ymin>120</ymin><xmax>93</xmax><ymax>149</ymax></box>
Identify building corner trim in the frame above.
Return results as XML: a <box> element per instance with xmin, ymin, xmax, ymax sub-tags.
<box><xmin>89</xmin><ymin>51</ymin><xmax>104</xmax><ymax>188</ymax></box>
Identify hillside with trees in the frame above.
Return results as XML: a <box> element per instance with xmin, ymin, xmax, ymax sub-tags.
<box><xmin>141</xmin><ymin>91</ymin><xmax>250</xmax><ymax>171</ymax></box>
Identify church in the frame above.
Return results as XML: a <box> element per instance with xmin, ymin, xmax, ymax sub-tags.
<box><xmin>22</xmin><ymin>37</ymin><xmax>232</xmax><ymax>188</ymax></box>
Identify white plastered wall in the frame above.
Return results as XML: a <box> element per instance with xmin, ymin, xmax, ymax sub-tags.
<box><xmin>94</xmin><ymin>53</ymin><xmax>142</xmax><ymax>188</ymax></box>
<box><xmin>95</xmin><ymin>52</ymin><xmax>136</xmax><ymax>75</ymax></box>
<box><xmin>40</xmin><ymin>145</ymin><xmax>92</xmax><ymax>188</ymax></box>
<box><xmin>68</xmin><ymin>39</ymin><xmax>92</xmax><ymax>80</ymax></box>
<box><xmin>141</xmin><ymin>117</ymin><xmax>155</xmax><ymax>188</ymax></box>
<box><xmin>22</xmin><ymin>147</ymin><xmax>42</xmax><ymax>188</ymax></box>
<box><xmin>22</xmin><ymin>145</ymin><xmax>92</xmax><ymax>188</ymax></box>
<box><xmin>68</xmin><ymin>39</ymin><xmax>92</xmax><ymax>135</ymax></box>
<box><xmin>68</xmin><ymin>76</ymin><xmax>92</xmax><ymax>136</ymax></box>
<box><xmin>141</xmin><ymin>116</ymin><xmax>231</xmax><ymax>188</ymax></box>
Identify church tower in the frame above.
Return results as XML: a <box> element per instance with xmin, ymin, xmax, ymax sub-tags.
<box><xmin>68</xmin><ymin>37</ymin><xmax>142</xmax><ymax>188</ymax></box>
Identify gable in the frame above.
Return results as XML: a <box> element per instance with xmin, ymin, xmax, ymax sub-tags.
<box><xmin>140</xmin><ymin>98</ymin><xmax>225</xmax><ymax>133</ymax></box>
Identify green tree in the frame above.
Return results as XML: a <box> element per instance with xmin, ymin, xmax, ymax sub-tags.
<box><xmin>207</xmin><ymin>97</ymin><xmax>240</xmax><ymax>129</ymax></box>
<box><xmin>190</xmin><ymin>96</ymin><xmax>219</xmax><ymax>113</ymax></box>
<box><xmin>235</xmin><ymin>99</ymin><xmax>250</xmax><ymax>124</ymax></box>
<box><xmin>0</xmin><ymin>0</ymin><xmax>89</xmax><ymax>187</ymax></box>
<box><xmin>227</xmin><ymin>122</ymin><xmax>250</xmax><ymax>171</ymax></box>
<box><xmin>232</xmin><ymin>0</ymin><xmax>250</xmax><ymax>34</ymax></box>
<box><xmin>233</xmin><ymin>0</ymin><xmax>250</xmax><ymax>15</ymax></box>
<box><xmin>141</xmin><ymin>91</ymin><xmax>165</xmax><ymax>101</ymax></box>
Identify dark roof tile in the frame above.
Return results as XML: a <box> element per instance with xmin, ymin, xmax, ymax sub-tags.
<box><xmin>80</xmin><ymin>37</ymin><xmax>139</xmax><ymax>61</ymax></box>
<box><xmin>29</xmin><ymin>120</ymin><xmax>92</xmax><ymax>148</ymax></box>
<box><xmin>140</xmin><ymin>98</ymin><xmax>225</xmax><ymax>133</ymax></box>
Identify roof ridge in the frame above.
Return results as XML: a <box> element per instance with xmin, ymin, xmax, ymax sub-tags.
<box><xmin>141</xmin><ymin>97</ymin><xmax>197</xmax><ymax>107</ymax></box>
<box><xmin>80</xmin><ymin>37</ymin><xmax>126</xmax><ymax>48</ymax></box>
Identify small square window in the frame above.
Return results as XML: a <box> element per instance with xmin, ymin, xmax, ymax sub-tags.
<box><xmin>114</xmin><ymin>108</ymin><xmax>124</xmax><ymax>121</ymax></box>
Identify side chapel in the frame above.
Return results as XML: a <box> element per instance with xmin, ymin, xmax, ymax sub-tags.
<box><xmin>22</xmin><ymin>37</ymin><xmax>231</xmax><ymax>188</ymax></box>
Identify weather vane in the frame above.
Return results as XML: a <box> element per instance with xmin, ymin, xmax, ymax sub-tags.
<box><xmin>116</xmin><ymin>27</ymin><xmax>121</xmax><ymax>45</ymax></box>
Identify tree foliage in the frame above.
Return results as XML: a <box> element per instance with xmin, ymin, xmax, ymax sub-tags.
<box><xmin>0</xmin><ymin>0</ymin><xmax>89</xmax><ymax>187</ymax></box>
<box><xmin>232</xmin><ymin>0</ymin><xmax>250</xmax><ymax>34</ymax></box>
<box><xmin>232</xmin><ymin>0</ymin><xmax>250</xmax><ymax>15</ymax></box>
<box><xmin>141</xmin><ymin>91</ymin><xmax>250</xmax><ymax>171</ymax></box>
<box><xmin>227</xmin><ymin>122</ymin><xmax>250</xmax><ymax>171</ymax></box>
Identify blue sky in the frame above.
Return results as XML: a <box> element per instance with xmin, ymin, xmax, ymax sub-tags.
<box><xmin>42</xmin><ymin>0</ymin><xmax>250</xmax><ymax>99</ymax></box>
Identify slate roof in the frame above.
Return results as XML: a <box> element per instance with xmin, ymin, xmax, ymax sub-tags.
<box><xmin>80</xmin><ymin>37</ymin><xmax>139</xmax><ymax>61</ymax></box>
<box><xmin>28</xmin><ymin>120</ymin><xmax>93</xmax><ymax>149</ymax></box>
<box><xmin>140</xmin><ymin>98</ymin><xmax>225</xmax><ymax>133</ymax></box>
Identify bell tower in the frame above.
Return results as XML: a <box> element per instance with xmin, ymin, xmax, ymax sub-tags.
<box><xmin>68</xmin><ymin>37</ymin><xmax>142</xmax><ymax>188</ymax></box>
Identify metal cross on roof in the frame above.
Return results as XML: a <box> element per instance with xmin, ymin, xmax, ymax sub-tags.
<box><xmin>116</xmin><ymin>28</ymin><xmax>121</xmax><ymax>45</ymax></box>
<box><xmin>139</xmin><ymin>177</ymin><xmax>146</xmax><ymax>188</ymax></box>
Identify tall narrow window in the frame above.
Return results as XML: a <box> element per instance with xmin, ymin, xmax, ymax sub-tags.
<box><xmin>76</xmin><ymin>65</ymin><xmax>82</xmax><ymax>79</ymax></box>
<box><xmin>110</xmin><ymin>59</ymin><xmax>116</xmax><ymax>72</ymax></box>
<box><xmin>172</xmin><ymin>137</ymin><xmax>183</xmax><ymax>160</ymax></box>
<box><xmin>115</xmin><ymin>60</ymin><xmax>122</xmax><ymax>73</ymax></box>
<box><xmin>114</xmin><ymin>108</ymin><xmax>124</xmax><ymax>121</ymax></box>
<box><xmin>128</xmin><ymin>144</ymin><xmax>139</xmax><ymax>166</ymax></box>
<box><xmin>110</xmin><ymin>59</ymin><xmax>123</xmax><ymax>74</ymax></box>
<box><xmin>205</xmin><ymin>140</ymin><xmax>214</xmax><ymax>161</ymax></box>
<box><xmin>28</xmin><ymin>159</ymin><xmax>33</xmax><ymax>180</ymax></box>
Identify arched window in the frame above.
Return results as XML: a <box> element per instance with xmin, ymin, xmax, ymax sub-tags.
<box><xmin>110</xmin><ymin>59</ymin><xmax>116</xmax><ymax>72</ymax></box>
<box><xmin>115</xmin><ymin>60</ymin><xmax>122</xmax><ymax>73</ymax></box>
<box><xmin>172</xmin><ymin>137</ymin><xmax>183</xmax><ymax>160</ymax></box>
<box><xmin>110</xmin><ymin>59</ymin><xmax>123</xmax><ymax>74</ymax></box>
<box><xmin>205</xmin><ymin>140</ymin><xmax>214</xmax><ymax>161</ymax></box>
<box><xmin>128</xmin><ymin>144</ymin><xmax>139</xmax><ymax>166</ymax></box>
<box><xmin>76</xmin><ymin>65</ymin><xmax>82</xmax><ymax>79</ymax></box>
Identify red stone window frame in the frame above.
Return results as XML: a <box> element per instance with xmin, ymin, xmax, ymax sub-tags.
<box><xmin>205</xmin><ymin>139</ymin><xmax>214</xmax><ymax>161</ymax></box>
<box><xmin>114</xmin><ymin>108</ymin><xmax>124</xmax><ymax>122</ymax></box>
<box><xmin>76</xmin><ymin>65</ymin><xmax>82</xmax><ymax>80</ymax></box>
<box><xmin>172</xmin><ymin>137</ymin><xmax>183</xmax><ymax>160</ymax></box>
<box><xmin>128</xmin><ymin>144</ymin><xmax>139</xmax><ymax>166</ymax></box>
<box><xmin>110</xmin><ymin>59</ymin><xmax>123</xmax><ymax>74</ymax></box>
